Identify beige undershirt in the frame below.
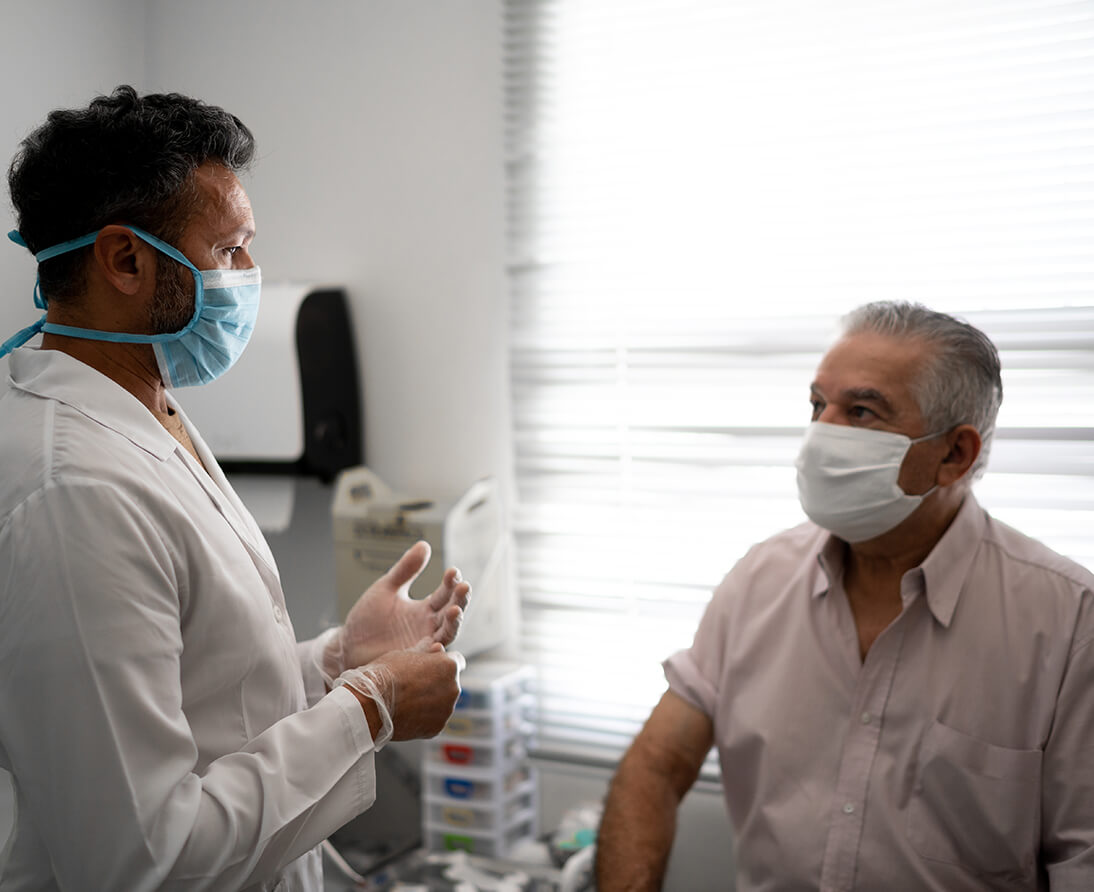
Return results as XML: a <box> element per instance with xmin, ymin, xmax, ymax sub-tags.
<box><xmin>153</xmin><ymin>406</ymin><xmax>205</xmax><ymax>469</ymax></box>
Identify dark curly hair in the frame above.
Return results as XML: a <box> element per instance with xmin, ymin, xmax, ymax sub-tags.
<box><xmin>8</xmin><ymin>85</ymin><xmax>255</xmax><ymax>302</ymax></box>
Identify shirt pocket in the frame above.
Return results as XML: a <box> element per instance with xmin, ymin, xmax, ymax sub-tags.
<box><xmin>907</xmin><ymin>719</ymin><xmax>1042</xmax><ymax>881</ymax></box>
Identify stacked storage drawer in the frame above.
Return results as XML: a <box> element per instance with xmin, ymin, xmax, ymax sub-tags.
<box><xmin>423</xmin><ymin>661</ymin><xmax>537</xmax><ymax>858</ymax></box>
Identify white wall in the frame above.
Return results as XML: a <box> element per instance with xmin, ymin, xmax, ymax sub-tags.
<box><xmin>2</xmin><ymin>0</ymin><xmax>513</xmax><ymax>505</ymax></box>
<box><xmin>0</xmin><ymin>0</ymin><xmax>147</xmax><ymax>360</ymax></box>
<box><xmin>144</xmin><ymin>0</ymin><xmax>513</xmax><ymax>504</ymax></box>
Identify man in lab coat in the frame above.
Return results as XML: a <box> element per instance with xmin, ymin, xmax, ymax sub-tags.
<box><xmin>596</xmin><ymin>302</ymin><xmax>1094</xmax><ymax>891</ymax></box>
<box><xmin>0</xmin><ymin>85</ymin><xmax>469</xmax><ymax>890</ymax></box>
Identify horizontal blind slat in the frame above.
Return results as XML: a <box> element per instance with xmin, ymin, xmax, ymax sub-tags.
<box><xmin>504</xmin><ymin>0</ymin><xmax>1094</xmax><ymax>770</ymax></box>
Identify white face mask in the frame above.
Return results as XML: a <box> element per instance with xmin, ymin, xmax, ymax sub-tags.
<box><xmin>795</xmin><ymin>421</ymin><xmax>945</xmax><ymax>544</ymax></box>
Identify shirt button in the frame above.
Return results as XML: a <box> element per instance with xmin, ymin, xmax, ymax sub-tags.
<box><xmin>273</xmin><ymin>605</ymin><xmax>284</xmax><ymax>622</ymax></box>
<box><xmin>860</xmin><ymin>712</ymin><xmax>872</xmax><ymax>725</ymax></box>
<box><xmin>843</xmin><ymin>802</ymin><xmax>855</xmax><ymax>815</ymax></box>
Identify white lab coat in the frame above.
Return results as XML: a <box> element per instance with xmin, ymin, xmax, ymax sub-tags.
<box><xmin>0</xmin><ymin>347</ymin><xmax>377</xmax><ymax>891</ymax></box>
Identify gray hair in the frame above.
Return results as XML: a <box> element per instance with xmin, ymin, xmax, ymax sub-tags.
<box><xmin>840</xmin><ymin>301</ymin><xmax>1003</xmax><ymax>480</ymax></box>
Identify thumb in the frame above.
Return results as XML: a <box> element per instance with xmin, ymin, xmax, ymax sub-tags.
<box><xmin>383</xmin><ymin>541</ymin><xmax>431</xmax><ymax>590</ymax></box>
<box><xmin>412</xmin><ymin>635</ymin><xmax>444</xmax><ymax>653</ymax></box>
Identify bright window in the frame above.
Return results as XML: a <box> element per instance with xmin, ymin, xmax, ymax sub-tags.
<box><xmin>504</xmin><ymin>0</ymin><xmax>1094</xmax><ymax>767</ymax></box>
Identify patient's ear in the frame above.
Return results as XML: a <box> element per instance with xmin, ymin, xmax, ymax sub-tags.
<box><xmin>938</xmin><ymin>424</ymin><xmax>981</xmax><ymax>486</ymax></box>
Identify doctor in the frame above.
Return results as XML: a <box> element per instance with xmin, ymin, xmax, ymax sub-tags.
<box><xmin>0</xmin><ymin>86</ymin><xmax>468</xmax><ymax>890</ymax></box>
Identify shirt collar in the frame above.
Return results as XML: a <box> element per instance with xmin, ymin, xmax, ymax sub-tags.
<box><xmin>811</xmin><ymin>494</ymin><xmax>987</xmax><ymax>627</ymax></box>
<box><xmin>8</xmin><ymin>346</ymin><xmax>179</xmax><ymax>461</ymax></box>
<box><xmin>916</xmin><ymin>493</ymin><xmax>986</xmax><ymax>626</ymax></box>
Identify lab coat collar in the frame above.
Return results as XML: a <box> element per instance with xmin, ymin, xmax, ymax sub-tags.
<box><xmin>10</xmin><ymin>346</ymin><xmax>282</xmax><ymax>580</ymax></box>
<box><xmin>8</xmin><ymin>346</ymin><xmax>178</xmax><ymax>461</ymax></box>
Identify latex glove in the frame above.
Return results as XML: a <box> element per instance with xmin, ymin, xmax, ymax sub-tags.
<box><xmin>322</xmin><ymin>541</ymin><xmax>471</xmax><ymax>685</ymax></box>
<box><xmin>336</xmin><ymin>639</ymin><xmax>466</xmax><ymax>744</ymax></box>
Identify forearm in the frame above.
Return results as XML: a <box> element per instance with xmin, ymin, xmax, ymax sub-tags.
<box><xmin>596</xmin><ymin>690</ymin><xmax>713</xmax><ymax>891</ymax></box>
<box><xmin>165</xmin><ymin>688</ymin><xmax>378</xmax><ymax>888</ymax></box>
<box><xmin>596</xmin><ymin>748</ymin><xmax>685</xmax><ymax>891</ymax></box>
<box><xmin>342</xmin><ymin>674</ymin><xmax>385</xmax><ymax>739</ymax></box>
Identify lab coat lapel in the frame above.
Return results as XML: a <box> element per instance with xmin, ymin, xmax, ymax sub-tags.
<box><xmin>167</xmin><ymin>398</ymin><xmax>284</xmax><ymax>585</ymax></box>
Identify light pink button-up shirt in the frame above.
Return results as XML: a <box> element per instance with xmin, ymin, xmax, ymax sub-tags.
<box><xmin>665</xmin><ymin>495</ymin><xmax>1094</xmax><ymax>892</ymax></box>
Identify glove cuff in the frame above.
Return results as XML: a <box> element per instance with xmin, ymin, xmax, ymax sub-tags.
<box><xmin>335</xmin><ymin>665</ymin><xmax>395</xmax><ymax>750</ymax></box>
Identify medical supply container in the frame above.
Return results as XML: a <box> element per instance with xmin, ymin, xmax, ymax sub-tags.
<box><xmin>422</xmin><ymin>661</ymin><xmax>538</xmax><ymax>858</ymax></box>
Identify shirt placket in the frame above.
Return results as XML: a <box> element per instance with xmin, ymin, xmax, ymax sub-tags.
<box><xmin>818</xmin><ymin>613</ymin><xmax>908</xmax><ymax>892</ymax></box>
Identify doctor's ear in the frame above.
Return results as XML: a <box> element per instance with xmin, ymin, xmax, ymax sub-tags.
<box><xmin>92</xmin><ymin>226</ymin><xmax>156</xmax><ymax>296</ymax></box>
<box><xmin>938</xmin><ymin>424</ymin><xmax>981</xmax><ymax>486</ymax></box>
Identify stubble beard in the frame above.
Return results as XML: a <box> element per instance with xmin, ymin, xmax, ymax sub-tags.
<box><xmin>148</xmin><ymin>258</ymin><xmax>195</xmax><ymax>334</ymax></box>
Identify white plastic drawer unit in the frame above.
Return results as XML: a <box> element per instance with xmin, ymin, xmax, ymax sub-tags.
<box><xmin>425</xmin><ymin>792</ymin><xmax>536</xmax><ymax>833</ymax></box>
<box><xmin>425</xmin><ymin>735</ymin><xmax>528</xmax><ymax>770</ymax></box>
<box><xmin>424</xmin><ymin>764</ymin><xmax>534</xmax><ymax>803</ymax></box>
<box><xmin>422</xmin><ymin>660</ymin><xmax>540</xmax><ymax>858</ymax></box>
<box><xmin>425</xmin><ymin>819</ymin><xmax>537</xmax><ymax>859</ymax></box>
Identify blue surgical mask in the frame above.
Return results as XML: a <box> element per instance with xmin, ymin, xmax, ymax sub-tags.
<box><xmin>1</xmin><ymin>225</ymin><xmax>261</xmax><ymax>388</ymax></box>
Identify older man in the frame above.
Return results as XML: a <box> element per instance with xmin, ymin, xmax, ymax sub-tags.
<box><xmin>596</xmin><ymin>302</ymin><xmax>1094</xmax><ymax>891</ymax></box>
<box><xmin>0</xmin><ymin>86</ymin><xmax>469</xmax><ymax>890</ymax></box>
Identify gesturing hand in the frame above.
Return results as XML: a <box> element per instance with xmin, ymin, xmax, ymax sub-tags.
<box><xmin>322</xmin><ymin>541</ymin><xmax>471</xmax><ymax>681</ymax></box>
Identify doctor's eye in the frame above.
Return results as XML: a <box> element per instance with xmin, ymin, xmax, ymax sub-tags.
<box><xmin>809</xmin><ymin>399</ymin><xmax>824</xmax><ymax>419</ymax></box>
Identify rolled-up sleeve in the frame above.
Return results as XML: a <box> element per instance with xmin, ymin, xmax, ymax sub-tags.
<box><xmin>663</xmin><ymin>572</ymin><xmax>735</xmax><ymax>718</ymax></box>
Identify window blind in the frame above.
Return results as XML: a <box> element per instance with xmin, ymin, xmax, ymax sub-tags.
<box><xmin>503</xmin><ymin>0</ymin><xmax>1094</xmax><ymax>768</ymax></box>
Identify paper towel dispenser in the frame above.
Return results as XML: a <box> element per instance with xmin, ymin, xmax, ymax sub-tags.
<box><xmin>180</xmin><ymin>284</ymin><xmax>361</xmax><ymax>481</ymax></box>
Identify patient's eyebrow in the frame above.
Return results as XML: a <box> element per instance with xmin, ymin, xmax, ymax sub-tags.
<box><xmin>809</xmin><ymin>383</ymin><xmax>896</xmax><ymax>413</ymax></box>
<box><xmin>841</xmin><ymin>386</ymin><xmax>895</xmax><ymax>414</ymax></box>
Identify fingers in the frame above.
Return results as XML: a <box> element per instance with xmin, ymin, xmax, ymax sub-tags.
<box><xmin>383</xmin><ymin>541</ymin><xmax>431</xmax><ymax>589</ymax></box>
<box><xmin>432</xmin><ymin>603</ymin><xmax>466</xmax><ymax>647</ymax></box>
<box><xmin>412</xmin><ymin>635</ymin><xmax>444</xmax><ymax>653</ymax></box>
<box><xmin>410</xmin><ymin>637</ymin><xmax>462</xmax><ymax>668</ymax></box>
<box><xmin>426</xmin><ymin>566</ymin><xmax>466</xmax><ymax>609</ymax></box>
<box><xmin>381</xmin><ymin>644</ymin><xmax>465</xmax><ymax>741</ymax></box>
<box><xmin>452</xmin><ymin>580</ymin><xmax>471</xmax><ymax>611</ymax></box>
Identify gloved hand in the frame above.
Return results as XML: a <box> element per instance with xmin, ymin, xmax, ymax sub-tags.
<box><xmin>321</xmin><ymin>541</ymin><xmax>471</xmax><ymax>686</ymax></box>
<box><xmin>335</xmin><ymin>639</ymin><xmax>466</xmax><ymax>746</ymax></box>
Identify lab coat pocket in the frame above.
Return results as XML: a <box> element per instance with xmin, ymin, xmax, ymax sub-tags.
<box><xmin>907</xmin><ymin>719</ymin><xmax>1041</xmax><ymax>882</ymax></box>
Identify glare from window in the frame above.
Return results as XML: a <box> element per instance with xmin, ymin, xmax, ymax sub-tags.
<box><xmin>505</xmin><ymin>0</ymin><xmax>1094</xmax><ymax>764</ymax></box>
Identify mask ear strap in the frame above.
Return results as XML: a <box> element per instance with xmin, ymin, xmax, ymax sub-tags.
<box><xmin>910</xmin><ymin>428</ymin><xmax>951</xmax><ymax>445</ymax></box>
<box><xmin>34</xmin><ymin>231</ymin><xmax>98</xmax><ymax>263</ymax></box>
<box><xmin>0</xmin><ymin>316</ymin><xmax>46</xmax><ymax>359</ymax></box>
